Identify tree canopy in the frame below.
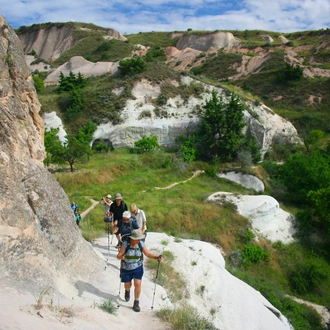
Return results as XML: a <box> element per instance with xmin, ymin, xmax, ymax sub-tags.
<box><xmin>44</xmin><ymin>121</ymin><xmax>96</xmax><ymax>172</ymax></box>
<box><xmin>198</xmin><ymin>90</ymin><xmax>246</xmax><ymax>161</ymax></box>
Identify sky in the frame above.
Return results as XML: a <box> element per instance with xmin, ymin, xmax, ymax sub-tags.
<box><xmin>1</xmin><ymin>0</ymin><xmax>330</xmax><ymax>35</ymax></box>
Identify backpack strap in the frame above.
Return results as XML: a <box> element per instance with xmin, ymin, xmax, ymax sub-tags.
<box><xmin>124</xmin><ymin>241</ymin><xmax>144</xmax><ymax>261</ymax></box>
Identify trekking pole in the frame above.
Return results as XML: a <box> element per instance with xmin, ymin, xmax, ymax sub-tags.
<box><xmin>117</xmin><ymin>272</ymin><xmax>122</xmax><ymax>308</ymax></box>
<box><xmin>151</xmin><ymin>256</ymin><xmax>162</xmax><ymax>310</ymax></box>
<box><xmin>110</xmin><ymin>215</ymin><xmax>114</xmax><ymax>244</ymax></box>
<box><xmin>104</xmin><ymin>224</ymin><xmax>111</xmax><ymax>270</ymax></box>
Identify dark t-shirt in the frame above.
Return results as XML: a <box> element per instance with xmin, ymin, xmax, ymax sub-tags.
<box><xmin>110</xmin><ymin>200</ymin><xmax>128</xmax><ymax>223</ymax></box>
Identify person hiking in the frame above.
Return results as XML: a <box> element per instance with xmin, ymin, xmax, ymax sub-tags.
<box><xmin>71</xmin><ymin>201</ymin><xmax>81</xmax><ymax>225</ymax></box>
<box><xmin>117</xmin><ymin>229</ymin><xmax>162</xmax><ymax>312</ymax></box>
<box><xmin>130</xmin><ymin>204</ymin><xmax>147</xmax><ymax>240</ymax></box>
<box><xmin>118</xmin><ymin>211</ymin><xmax>139</xmax><ymax>245</ymax></box>
<box><xmin>100</xmin><ymin>194</ymin><xmax>113</xmax><ymax>231</ymax></box>
<box><xmin>110</xmin><ymin>193</ymin><xmax>128</xmax><ymax>246</ymax></box>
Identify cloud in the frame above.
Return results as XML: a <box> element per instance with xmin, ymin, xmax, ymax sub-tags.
<box><xmin>0</xmin><ymin>0</ymin><xmax>329</xmax><ymax>33</ymax></box>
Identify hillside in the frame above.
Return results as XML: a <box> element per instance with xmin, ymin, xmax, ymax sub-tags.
<box><xmin>17</xmin><ymin>23</ymin><xmax>330</xmax><ymax>137</ymax></box>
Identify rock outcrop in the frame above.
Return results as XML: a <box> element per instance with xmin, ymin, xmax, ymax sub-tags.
<box><xmin>44</xmin><ymin>56</ymin><xmax>119</xmax><ymax>85</ymax></box>
<box><xmin>207</xmin><ymin>192</ymin><xmax>296</xmax><ymax>243</ymax></box>
<box><xmin>217</xmin><ymin>171</ymin><xmax>265</xmax><ymax>192</ymax></box>
<box><xmin>90</xmin><ymin>77</ymin><xmax>301</xmax><ymax>157</ymax></box>
<box><xmin>176</xmin><ymin>31</ymin><xmax>240</xmax><ymax>51</ymax></box>
<box><xmin>0</xmin><ymin>15</ymin><xmax>102</xmax><ymax>294</ymax></box>
<box><xmin>18</xmin><ymin>25</ymin><xmax>127</xmax><ymax>62</ymax></box>
<box><xmin>18</xmin><ymin>26</ymin><xmax>77</xmax><ymax>62</ymax></box>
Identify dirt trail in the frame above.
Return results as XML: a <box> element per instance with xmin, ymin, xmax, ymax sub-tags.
<box><xmin>81</xmin><ymin>199</ymin><xmax>99</xmax><ymax>219</ymax></box>
<box><xmin>154</xmin><ymin>170</ymin><xmax>204</xmax><ymax>190</ymax></box>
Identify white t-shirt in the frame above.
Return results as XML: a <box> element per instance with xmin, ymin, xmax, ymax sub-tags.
<box><xmin>135</xmin><ymin>209</ymin><xmax>147</xmax><ymax>230</ymax></box>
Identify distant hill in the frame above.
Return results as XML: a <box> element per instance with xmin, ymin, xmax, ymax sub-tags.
<box><xmin>17</xmin><ymin>22</ymin><xmax>330</xmax><ymax>135</ymax></box>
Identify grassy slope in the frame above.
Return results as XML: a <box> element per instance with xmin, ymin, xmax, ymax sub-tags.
<box><xmin>56</xmin><ymin>149</ymin><xmax>329</xmax><ymax>329</ymax></box>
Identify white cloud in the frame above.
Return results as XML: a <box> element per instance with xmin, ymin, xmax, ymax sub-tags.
<box><xmin>0</xmin><ymin>0</ymin><xmax>329</xmax><ymax>33</ymax></box>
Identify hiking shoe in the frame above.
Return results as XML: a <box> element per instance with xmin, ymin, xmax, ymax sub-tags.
<box><xmin>133</xmin><ymin>300</ymin><xmax>140</xmax><ymax>312</ymax></box>
<box><xmin>124</xmin><ymin>290</ymin><xmax>130</xmax><ymax>302</ymax></box>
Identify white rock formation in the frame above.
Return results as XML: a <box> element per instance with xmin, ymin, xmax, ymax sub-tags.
<box><xmin>217</xmin><ymin>171</ymin><xmax>265</xmax><ymax>192</ymax></box>
<box><xmin>207</xmin><ymin>192</ymin><xmax>296</xmax><ymax>243</ymax></box>
<box><xmin>147</xmin><ymin>233</ymin><xmax>292</xmax><ymax>330</ymax></box>
<box><xmin>42</xmin><ymin>111</ymin><xmax>67</xmax><ymax>143</ymax></box>
<box><xmin>44</xmin><ymin>56</ymin><xmax>119</xmax><ymax>85</ymax></box>
<box><xmin>91</xmin><ymin>77</ymin><xmax>301</xmax><ymax>157</ymax></box>
<box><xmin>176</xmin><ymin>31</ymin><xmax>240</xmax><ymax>51</ymax></box>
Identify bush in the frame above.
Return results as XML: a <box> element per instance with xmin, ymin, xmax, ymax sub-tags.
<box><xmin>118</xmin><ymin>57</ymin><xmax>147</xmax><ymax>76</ymax></box>
<box><xmin>289</xmin><ymin>261</ymin><xmax>328</xmax><ymax>294</ymax></box>
<box><xmin>242</xmin><ymin>243</ymin><xmax>270</xmax><ymax>267</ymax></box>
<box><xmin>99</xmin><ymin>299</ymin><xmax>117</xmax><ymax>314</ymax></box>
<box><xmin>157</xmin><ymin>303</ymin><xmax>217</xmax><ymax>330</ymax></box>
<box><xmin>134</xmin><ymin>135</ymin><xmax>160</xmax><ymax>153</ymax></box>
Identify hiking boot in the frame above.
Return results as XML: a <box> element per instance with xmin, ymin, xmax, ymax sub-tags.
<box><xmin>133</xmin><ymin>300</ymin><xmax>140</xmax><ymax>312</ymax></box>
<box><xmin>124</xmin><ymin>290</ymin><xmax>130</xmax><ymax>302</ymax></box>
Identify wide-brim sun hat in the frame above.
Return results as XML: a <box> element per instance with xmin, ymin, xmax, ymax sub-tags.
<box><xmin>115</xmin><ymin>193</ymin><xmax>122</xmax><ymax>199</ymax></box>
<box><xmin>129</xmin><ymin>229</ymin><xmax>145</xmax><ymax>240</ymax></box>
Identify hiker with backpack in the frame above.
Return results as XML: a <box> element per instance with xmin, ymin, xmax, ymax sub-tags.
<box><xmin>110</xmin><ymin>193</ymin><xmax>128</xmax><ymax>247</ymax></box>
<box><xmin>117</xmin><ymin>229</ymin><xmax>162</xmax><ymax>312</ymax></box>
<box><xmin>130</xmin><ymin>204</ymin><xmax>147</xmax><ymax>240</ymax></box>
<box><xmin>118</xmin><ymin>211</ymin><xmax>139</xmax><ymax>245</ymax></box>
<box><xmin>100</xmin><ymin>194</ymin><xmax>113</xmax><ymax>231</ymax></box>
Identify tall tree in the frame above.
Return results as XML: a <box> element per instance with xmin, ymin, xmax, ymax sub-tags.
<box><xmin>198</xmin><ymin>91</ymin><xmax>246</xmax><ymax>161</ymax></box>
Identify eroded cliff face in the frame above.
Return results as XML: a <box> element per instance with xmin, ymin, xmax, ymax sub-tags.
<box><xmin>0</xmin><ymin>15</ymin><xmax>101</xmax><ymax>293</ymax></box>
<box><xmin>18</xmin><ymin>25</ymin><xmax>127</xmax><ymax>62</ymax></box>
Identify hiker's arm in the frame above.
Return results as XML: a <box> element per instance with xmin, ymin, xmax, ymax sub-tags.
<box><xmin>142</xmin><ymin>246</ymin><xmax>162</xmax><ymax>261</ymax></box>
<box><xmin>117</xmin><ymin>245</ymin><xmax>126</xmax><ymax>260</ymax></box>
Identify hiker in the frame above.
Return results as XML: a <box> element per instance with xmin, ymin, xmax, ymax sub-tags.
<box><xmin>110</xmin><ymin>193</ymin><xmax>128</xmax><ymax>247</ymax></box>
<box><xmin>130</xmin><ymin>204</ymin><xmax>147</xmax><ymax>240</ymax></box>
<box><xmin>71</xmin><ymin>201</ymin><xmax>78</xmax><ymax>213</ymax></box>
<box><xmin>118</xmin><ymin>211</ymin><xmax>139</xmax><ymax>245</ymax></box>
<box><xmin>71</xmin><ymin>201</ymin><xmax>81</xmax><ymax>225</ymax></box>
<box><xmin>100</xmin><ymin>194</ymin><xmax>113</xmax><ymax>231</ymax></box>
<box><xmin>117</xmin><ymin>229</ymin><xmax>162</xmax><ymax>312</ymax></box>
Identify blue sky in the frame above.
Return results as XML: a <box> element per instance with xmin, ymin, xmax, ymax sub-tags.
<box><xmin>1</xmin><ymin>0</ymin><xmax>329</xmax><ymax>34</ymax></box>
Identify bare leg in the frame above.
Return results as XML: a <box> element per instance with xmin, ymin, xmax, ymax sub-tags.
<box><xmin>124</xmin><ymin>282</ymin><xmax>132</xmax><ymax>291</ymax></box>
<box><xmin>133</xmin><ymin>279</ymin><xmax>142</xmax><ymax>300</ymax></box>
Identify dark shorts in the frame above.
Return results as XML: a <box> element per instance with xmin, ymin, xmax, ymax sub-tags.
<box><xmin>104</xmin><ymin>217</ymin><xmax>113</xmax><ymax>223</ymax></box>
<box><xmin>121</xmin><ymin>265</ymin><xmax>144</xmax><ymax>282</ymax></box>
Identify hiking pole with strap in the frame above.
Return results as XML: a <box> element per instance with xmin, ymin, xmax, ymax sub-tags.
<box><xmin>151</xmin><ymin>256</ymin><xmax>162</xmax><ymax>310</ymax></box>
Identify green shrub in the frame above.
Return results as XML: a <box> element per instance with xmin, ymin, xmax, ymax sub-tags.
<box><xmin>134</xmin><ymin>135</ymin><xmax>160</xmax><ymax>153</ymax></box>
<box><xmin>118</xmin><ymin>57</ymin><xmax>147</xmax><ymax>76</ymax></box>
<box><xmin>157</xmin><ymin>303</ymin><xmax>217</xmax><ymax>330</ymax></box>
<box><xmin>242</xmin><ymin>243</ymin><xmax>270</xmax><ymax>267</ymax></box>
<box><xmin>99</xmin><ymin>299</ymin><xmax>117</xmax><ymax>314</ymax></box>
<box><xmin>289</xmin><ymin>261</ymin><xmax>328</xmax><ymax>294</ymax></box>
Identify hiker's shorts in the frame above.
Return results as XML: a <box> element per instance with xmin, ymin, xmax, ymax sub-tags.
<box><xmin>121</xmin><ymin>265</ymin><xmax>144</xmax><ymax>282</ymax></box>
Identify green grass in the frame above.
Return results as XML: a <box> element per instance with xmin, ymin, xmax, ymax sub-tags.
<box><xmin>157</xmin><ymin>303</ymin><xmax>218</xmax><ymax>330</ymax></box>
<box><xmin>126</xmin><ymin>31</ymin><xmax>179</xmax><ymax>48</ymax></box>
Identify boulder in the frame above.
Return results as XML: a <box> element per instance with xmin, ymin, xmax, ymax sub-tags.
<box><xmin>207</xmin><ymin>192</ymin><xmax>296</xmax><ymax>243</ymax></box>
<box><xmin>217</xmin><ymin>171</ymin><xmax>265</xmax><ymax>192</ymax></box>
